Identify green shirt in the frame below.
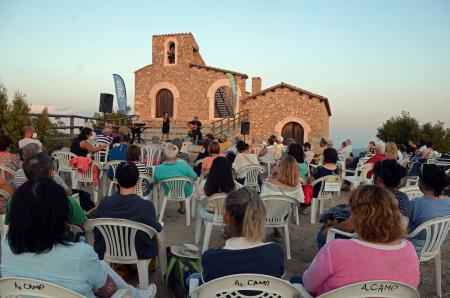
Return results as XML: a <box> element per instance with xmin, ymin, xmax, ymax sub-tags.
<box><xmin>4</xmin><ymin>195</ymin><xmax>87</xmax><ymax>226</ymax></box>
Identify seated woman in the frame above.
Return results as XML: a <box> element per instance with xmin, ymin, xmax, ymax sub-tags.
<box><xmin>70</xmin><ymin>127</ymin><xmax>108</xmax><ymax>157</ymax></box>
<box><xmin>194</xmin><ymin>156</ymin><xmax>239</xmax><ymax>221</ymax></box>
<box><xmin>307</xmin><ymin>148</ymin><xmax>340</xmax><ymax>198</ymax></box>
<box><xmin>408</xmin><ymin>164</ymin><xmax>450</xmax><ymax>255</ymax></box>
<box><xmin>288</xmin><ymin>143</ymin><xmax>308</xmax><ymax>178</ymax></box>
<box><xmin>294</xmin><ymin>185</ymin><xmax>420</xmax><ymax>296</ymax></box>
<box><xmin>385</xmin><ymin>142</ymin><xmax>398</xmax><ymax>160</ymax></box>
<box><xmin>201</xmin><ymin>141</ymin><xmax>224</xmax><ymax>173</ymax></box>
<box><xmin>232</xmin><ymin>141</ymin><xmax>260</xmax><ymax>185</ymax></box>
<box><xmin>1</xmin><ymin>179</ymin><xmax>156</xmax><ymax>298</ymax></box>
<box><xmin>0</xmin><ymin>134</ymin><xmax>20</xmax><ymax>171</ymax></box>
<box><xmin>316</xmin><ymin>159</ymin><xmax>412</xmax><ymax>249</ymax></box>
<box><xmin>200</xmin><ymin>188</ymin><xmax>284</xmax><ymax>282</ymax></box>
<box><xmin>261</xmin><ymin>155</ymin><xmax>304</xmax><ymax>240</ymax></box>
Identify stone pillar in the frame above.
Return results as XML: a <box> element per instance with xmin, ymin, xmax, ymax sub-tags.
<box><xmin>252</xmin><ymin>77</ymin><xmax>262</xmax><ymax>94</ymax></box>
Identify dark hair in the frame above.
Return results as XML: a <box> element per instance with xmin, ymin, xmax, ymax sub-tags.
<box><xmin>320</xmin><ymin>138</ymin><xmax>328</xmax><ymax>146</ymax></box>
<box><xmin>205</xmin><ymin>133</ymin><xmax>214</xmax><ymax>141</ymax></box>
<box><xmin>373</xmin><ymin>159</ymin><xmax>407</xmax><ymax>188</ymax></box>
<box><xmin>208</xmin><ymin>141</ymin><xmax>221</xmax><ymax>155</ymax></box>
<box><xmin>398</xmin><ymin>144</ymin><xmax>406</xmax><ymax>153</ymax></box>
<box><xmin>303</xmin><ymin>142</ymin><xmax>312</xmax><ymax>150</ymax></box>
<box><xmin>0</xmin><ymin>134</ymin><xmax>12</xmax><ymax>151</ymax></box>
<box><xmin>23</xmin><ymin>153</ymin><xmax>53</xmax><ymax>179</ymax></box>
<box><xmin>419</xmin><ymin>164</ymin><xmax>447</xmax><ymax>196</ymax></box>
<box><xmin>288</xmin><ymin>143</ymin><xmax>304</xmax><ymax>163</ymax></box>
<box><xmin>79</xmin><ymin>127</ymin><xmax>92</xmax><ymax>140</ymax></box>
<box><xmin>267</xmin><ymin>136</ymin><xmax>276</xmax><ymax>146</ymax></box>
<box><xmin>121</xmin><ymin>135</ymin><xmax>130</xmax><ymax>143</ymax></box>
<box><xmin>426</xmin><ymin>141</ymin><xmax>433</xmax><ymax>148</ymax></box>
<box><xmin>115</xmin><ymin>162</ymin><xmax>139</xmax><ymax>188</ymax></box>
<box><xmin>126</xmin><ymin>144</ymin><xmax>141</xmax><ymax>161</ymax></box>
<box><xmin>236</xmin><ymin>141</ymin><xmax>249</xmax><ymax>153</ymax></box>
<box><xmin>172</xmin><ymin>138</ymin><xmax>183</xmax><ymax>150</ymax></box>
<box><xmin>204</xmin><ymin>157</ymin><xmax>235</xmax><ymax>196</ymax></box>
<box><xmin>418</xmin><ymin>139</ymin><xmax>426</xmax><ymax>147</ymax></box>
<box><xmin>8</xmin><ymin>179</ymin><xmax>71</xmax><ymax>254</ymax></box>
<box><xmin>110</xmin><ymin>136</ymin><xmax>121</xmax><ymax>149</ymax></box>
<box><xmin>323</xmin><ymin>147</ymin><xmax>338</xmax><ymax>164</ymax></box>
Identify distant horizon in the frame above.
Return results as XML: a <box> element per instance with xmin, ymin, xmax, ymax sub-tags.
<box><xmin>1</xmin><ymin>0</ymin><xmax>449</xmax><ymax>148</ymax></box>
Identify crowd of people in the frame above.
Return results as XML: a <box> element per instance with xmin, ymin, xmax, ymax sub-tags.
<box><xmin>0</xmin><ymin>124</ymin><xmax>449</xmax><ymax>298</ymax></box>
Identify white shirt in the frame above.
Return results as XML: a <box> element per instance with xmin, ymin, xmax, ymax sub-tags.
<box><xmin>232</xmin><ymin>153</ymin><xmax>259</xmax><ymax>178</ymax></box>
<box><xmin>304</xmin><ymin>150</ymin><xmax>315</xmax><ymax>159</ymax></box>
<box><xmin>260</xmin><ymin>180</ymin><xmax>305</xmax><ymax>203</ymax></box>
<box><xmin>18</xmin><ymin>138</ymin><xmax>43</xmax><ymax>150</ymax></box>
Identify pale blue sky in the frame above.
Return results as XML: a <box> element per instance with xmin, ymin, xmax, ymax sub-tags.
<box><xmin>1</xmin><ymin>0</ymin><xmax>449</xmax><ymax>147</ymax></box>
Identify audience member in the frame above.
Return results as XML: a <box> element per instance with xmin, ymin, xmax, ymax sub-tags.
<box><xmin>218</xmin><ymin>134</ymin><xmax>232</xmax><ymax>152</ymax></box>
<box><xmin>200</xmin><ymin>188</ymin><xmax>284</xmax><ymax>282</ymax></box>
<box><xmin>13</xmin><ymin>143</ymin><xmax>42</xmax><ymax>188</ymax></box>
<box><xmin>153</xmin><ymin>143</ymin><xmax>197</xmax><ymax>214</ymax></box>
<box><xmin>107</xmin><ymin>135</ymin><xmax>130</xmax><ymax>161</ymax></box>
<box><xmin>95</xmin><ymin>162</ymin><xmax>161</xmax><ymax>264</ymax></box>
<box><xmin>0</xmin><ymin>134</ymin><xmax>20</xmax><ymax>171</ymax></box>
<box><xmin>408</xmin><ymin>164</ymin><xmax>450</xmax><ymax>255</ymax></box>
<box><xmin>303</xmin><ymin>142</ymin><xmax>315</xmax><ymax>159</ymax></box>
<box><xmin>1</xmin><ymin>178</ymin><xmax>156</xmax><ymax>298</ymax></box>
<box><xmin>406</xmin><ymin>140</ymin><xmax>416</xmax><ymax>157</ymax></box>
<box><xmin>385</xmin><ymin>142</ymin><xmax>398</xmax><ymax>160</ymax></box>
<box><xmin>232</xmin><ymin>141</ymin><xmax>260</xmax><ymax>184</ymax></box>
<box><xmin>308</xmin><ymin>148</ymin><xmax>340</xmax><ymax>198</ymax></box>
<box><xmin>314</xmin><ymin>138</ymin><xmax>328</xmax><ymax>159</ymax></box>
<box><xmin>337</xmin><ymin>139</ymin><xmax>352</xmax><ymax>157</ymax></box>
<box><xmin>365</xmin><ymin>143</ymin><xmax>386</xmax><ymax>176</ymax></box>
<box><xmin>202</xmin><ymin>141</ymin><xmax>224</xmax><ymax>173</ymax></box>
<box><xmin>126</xmin><ymin>145</ymin><xmax>148</xmax><ymax>174</ymax></box>
<box><xmin>259</xmin><ymin>136</ymin><xmax>276</xmax><ymax>162</ymax></box>
<box><xmin>295</xmin><ymin>185</ymin><xmax>419</xmax><ymax>296</ymax></box>
<box><xmin>288</xmin><ymin>143</ymin><xmax>308</xmax><ymax>177</ymax></box>
<box><xmin>366</xmin><ymin>140</ymin><xmax>376</xmax><ymax>155</ymax></box>
<box><xmin>172</xmin><ymin>137</ymin><xmax>190</xmax><ymax>163</ymax></box>
<box><xmin>18</xmin><ymin>126</ymin><xmax>43</xmax><ymax>150</ymax></box>
<box><xmin>70</xmin><ymin>127</ymin><xmax>107</xmax><ymax>157</ymax></box>
<box><xmin>273</xmin><ymin>136</ymin><xmax>286</xmax><ymax>160</ymax></box>
<box><xmin>193</xmin><ymin>138</ymin><xmax>211</xmax><ymax>176</ymax></box>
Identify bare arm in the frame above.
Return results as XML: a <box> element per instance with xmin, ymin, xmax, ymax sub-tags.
<box><xmin>0</xmin><ymin>177</ymin><xmax>14</xmax><ymax>195</ymax></box>
<box><xmin>81</xmin><ymin>141</ymin><xmax>108</xmax><ymax>153</ymax></box>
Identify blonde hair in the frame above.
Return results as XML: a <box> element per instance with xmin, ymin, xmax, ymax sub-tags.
<box><xmin>277</xmin><ymin>155</ymin><xmax>299</xmax><ymax>187</ymax></box>
<box><xmin>386</xmin><ymin>142</ymin><xmax>398</xmax><ymax>159</ymax></box>
<box><xmin>350</xmin><ymin>185</ymin><xmax>404</xmax><ymax>243</ymax></box>
<box><xmin>225</xmin><ymin>188</ymin><xmax>266</xmax><ymax>242</ymax></box>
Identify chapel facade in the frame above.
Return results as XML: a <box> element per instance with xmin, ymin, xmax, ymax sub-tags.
<box><xmin>134</xmin><ymin>33</ymin><xmax>331</xmax><ymax>146</ymax></box>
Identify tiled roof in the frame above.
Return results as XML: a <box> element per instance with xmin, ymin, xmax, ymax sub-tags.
<box><xmin>189</xmin><ymin>63</ymin><xmax>248</xmax><ymax>78</ymax></box>
<box><xmin>243</xmin><ymin>82</ymin><xmax>331</xmax><ymax>116</ymax></box>
<box><xmin>153</xmin><ymin>32</ymin><xmax>193</xmax><ymax>37</ymax></box>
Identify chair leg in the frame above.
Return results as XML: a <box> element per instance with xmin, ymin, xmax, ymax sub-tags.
<box><xmin>152</xmin><ymin>187</ymin><xmax>159</xmax><ymax>217</ymax></box>
<box><xmin>136</xmin><ymin>259</ymin><xmax>151</xmax><ymax>289</ymax></box>
<box><xmin>284</xmin><ymin>224</ymin><xmax>291</xmax><ymax>260</ymax></box>
<box><xmin>319</xmin><ymin>199</ymin><xmax>324</xmax><ymax>215</ymax></box>
<box><xmin>310</xmin><ymin>198</ymin><xmax>317</xmax><ymax>224</ymax></box>
<box><xmin>93</xmin><ymin>187</ymin><xmax>99</xmax><ymax>205</ymax></box>
<box><xmin>108</xmin><ymin>181</ymin><xmax>114</xmax><ymax>196</ymax></box>
<box><xmin>185</xmin><ymin>199</ymin><xmax>191</xmax><ymax>226</ymax></box>
<box><xmin>202</xmin><ymin>222</ymin><xmax>213</xmax><ymax>253</ymax></box>
<box><xmin>435</xmin><ymin>250</ymin><xmax>442</xmax><ymax>297</ymax></box>
<box><xmin>295</xmin><ymin>206</ymin><xmax>300</xmax><ymax>225</ymax></box>
<box><xmin>191</xmin><ymin>199</ymin><xmax>196</xmax><ymax>218</ymax></box>
<box><xmin>194</xmin><ymin>209</ymin><xmax>202</xmax><ymax>244</ymax></box>
<box><xmin>159</xmin><ymin>198</ymin><xmax>168</xmax><ymax>223</ymax></box>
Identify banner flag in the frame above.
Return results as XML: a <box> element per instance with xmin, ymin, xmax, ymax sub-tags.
<box><xmin>113</xmin><ymin>74</ymin><xmax>128</xmax><ymax>115</ymax></box>
<box><xmin>226</xmin><ymin>72</ymin><xmax>237</xmax><ymax>114</ymax></box>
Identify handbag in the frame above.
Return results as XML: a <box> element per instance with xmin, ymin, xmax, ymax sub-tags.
<box><xmin>301</xmin><ymin>183</ymin><xmax>313</xmax><ymax>205</ymax></box>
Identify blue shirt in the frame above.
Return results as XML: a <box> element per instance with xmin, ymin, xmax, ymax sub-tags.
<box><xmin>312</xmin><ymin>166</ymin><xmax>340</xmax><ymax>198</ymax></box>
<box><xmin>153</xmin><ymin>161</ymin><xmax>197</xmax><ymax>196</ymax></box>
<box><xmin>107</xmin><ymin>144</ymin><xmax>128</xmax><ymax>161</ymax></box>
<box><xmin>408</xmin><ymin>195</ymin><xmax>450</xmax><ymax>240</ymax></box>
<box><xmin>298</xmin><ymin>162</ymin><xmax>308</xmax><ymax>177</ymax></box>
<box><xmin>1</xmin><ymin>238</ymin><xmax>106</xmax><ymax>298</ymax></box>
<box><xmin>201</xmin><ymin>242</ymin><xmax>284</xmax><ymax>282</ymax></box>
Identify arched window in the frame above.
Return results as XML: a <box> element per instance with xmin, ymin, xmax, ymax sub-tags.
<box><xmin>167</xmin><ymin>42</ymin><xmax>175</xmax><ymax>64</ymax></box>
<box><xmin>156</xmin><ymin>89</ymin><xmax>174</xmax><ymax>118</ymax></box>
<box><xmin>214</xmin><ymin>86</ymin><xmax>234</xmax><ymax>118</ymax></box>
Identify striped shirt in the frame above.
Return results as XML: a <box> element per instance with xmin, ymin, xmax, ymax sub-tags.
<box><xmin>134</xmin><ymin>162</ymin><xmax>149</xmax><ymax>174</ymax></box>
<box><xmin>95</xmin><ymin>134</ymin><xmax>113</xmax><ymax>144</ymax></box>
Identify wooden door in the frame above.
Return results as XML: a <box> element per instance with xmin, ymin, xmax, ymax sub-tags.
<box><xmin>156</xmin><ymin>89</ymin><xmax>174</xmax><ymax>118</ymax></box>
<box><xmin>282</xmin><ymin>122</ymin><xmax>304</xmax><ymax>143</ymax></box>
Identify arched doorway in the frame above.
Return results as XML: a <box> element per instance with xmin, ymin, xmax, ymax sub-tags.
<box><xmin>282</xmin><ymin>122</ymin><xmax>304</xmax><ymax>143</ymax></box>
<box><xmin>156</xmin><ymin>89</ymin><xmax>173</xmax><ymax>118</ymax></box>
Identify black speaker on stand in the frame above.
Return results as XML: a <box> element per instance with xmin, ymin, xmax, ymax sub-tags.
<box><xmin>241</xmin><ymin>121</ymin><xmax>250</xmax><ymax>142</ymax></box>
<box><xmin>99</xmin><ymin>93</ymin><xmax>114</xmax><ymax>113</ymax></box>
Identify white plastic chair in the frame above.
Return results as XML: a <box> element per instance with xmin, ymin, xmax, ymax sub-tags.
<box><xmin>404</xmin><ymin>176</ymin><xmax>419</xmax><ymax>187</ymax></box>
<box><xmin>141</xmin><ymin>145</ymin><xmax>162</xmax><ymax>176</ymax></box>
<box><xmin>189</xmin><ymin>273</ymin><xmax>302</xmax><ymax>298</ymax></box>
<box><xmin>157</xmin><ymin>177</ymin><xmax>195</xmax><ymax>226</ymax></box>
<box><xmin>261</xmin><ymin>195</ymin><xmax>297</xmax><ymax>260</ymax></box>
<box><xmin>105</xmin><ymin>160</ymin><xmax>124</xmax><ymax>196</ymax></box>
<box><xmin>0</xmin><ymin>188</ymin><xmax>11</xmax><ymax>234</ymax></box>
<box><xmin>343</xmin><ymin>163</ymin><xmax>373</xmax><ymax>189</ymax></box>
<box><xmin>250</xmin><ymin>147</ymin><xmax>262</xmax><ymax>156</ymax></box>
<box><xmin>135</xmin><ymin>173</ymin><xmax>154</xmax><ymax>212</ymax></box>
<box><xmin>325</xmin><ymin>227</ymin><xmax>356</xmax><ymax>244</ymax></box>
<box><xmin>84</xmin><ymin>218</ymin><xmax>167</xmax><ymax>290</ymax></box>
<box><xmin>310</xmin><ymin>175</ymin><xmax>342</xmax><ymax>224</ymax></box>
<box><xmin>51</xmin><ymin>150</ymin><xmax>78</xmax><ymax>183</ymax></box>
<box><xmin>407</xmin><ymin>215</ymin><xmax>450</xmax><ymax>297</ymax></box>
<box><xmin>72</xmin><ymin>161</ymin><xmax>101</xmax><ymax>204</ymax></box>
<box><xmin>235</xmin><ymin>165</ymin><xmax>264</xmax><ymax>192</ymax></box>
<box><xmin>194</xmin><ymin>193</ymin><xmax>227</xmax><ymax>253</ymax></box>
<box><xmin>0</xmin><ymin>165</ymin><xmax>16</xmax><ymax>182</ymax></box>
<box><xmin>296</xmin><ymin>280</ymin><xmax>419</xmax><ymax>298</ymax></box>
<box><xmin>399</xmin><ymin>186</ymin><xmax>423</xmax><ymax>200</ymax></box>
<box><xmin>92</xmin><ymin>141</ymin><xmax>110</xmax><ymax>165</ymax></box>
<box><xmin>0</xmin><ymin>277</ymin><xmax>131</xmax><ymax>298</ymax></box>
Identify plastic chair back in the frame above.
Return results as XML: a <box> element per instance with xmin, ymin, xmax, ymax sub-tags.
<box><xmin>141</xmin><ymin>146</ymin><xmax>161</xmax><ymax>168</ymax></box>
<box><xmin>0</xmin><ymin>277</ymin><xmax>85</xmax><ymax>297</ymax></box>
<box><xmin>250</xmin><ymin>147</ymin><xmax>262</xmax><ymax>156</ymax></box>
<box><xmin>398</xmin><ymin>186</ymin><xmax>423</xmax><ymax>200</ymax></box>
<box><xmin>135</xmin><ymin>173</ymin><xmax>153</xmax><ymax>198</ymax></box>
<box><xmin>159</xmin><ymin>177</ymin><xmax>195</xmax><ymax>200</ymax></box>
<box><xmin>261</xmin><ymin>195</ymin><xmax>296</xmax><ymax>226</ymax></box>
<box><xmin>51</xmin><ymin>151</ymin><xmax>78</xmax><ymax>173</ymax></box>
<box><xmin>236</xmin><ymin>165</ymin><xmax>264</xmax><ymax>191</ymax></box>
<box><xmin>206</xmin><ymin>193</ymin><xmax>228</xmax><ymax>224</ymax></box>
<box><xmin>93</xmin><ymin>142</ymin><xmax>110</xmax><ymax>164</ymax></box>
<box><xmin>0</xmin><ymin>165</ymin><xmax>15</xmax><ymax>182</ymax></box>
<box><xmin>189</xmin><ymin>274</ymin><xmax>302</xmax><ymax>298</ymax></box>
<box><xmin>74</xmin><ymin>161</ymin><xmax>99</xmax><ymax>184</ymax></box>
<box><xmin>312</xmin><ymin>175</ymin><xmax>342</xmax><ymax>200</ymax></box>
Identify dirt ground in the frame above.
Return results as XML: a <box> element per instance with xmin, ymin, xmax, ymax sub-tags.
<box><xmin>135</xmin><ymin>191</ymin><xmax>450</xmax><ymax>298</ymax></box>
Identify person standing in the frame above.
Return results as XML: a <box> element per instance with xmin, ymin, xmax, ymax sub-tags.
<box><xmin>162</xmin><ymin>112</ymin><xmax>170</xmax><ymax>142</ymax></box>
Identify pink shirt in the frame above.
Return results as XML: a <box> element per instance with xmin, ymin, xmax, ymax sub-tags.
<box><xmin>201</xmin><ymin>153</ymin><xmax>225</xmax><ymax>172</ymax></box>
<box><xmin>302</xmin><ymin>239</ymin><xmax>420</xmax><ymax>296</ymax></box>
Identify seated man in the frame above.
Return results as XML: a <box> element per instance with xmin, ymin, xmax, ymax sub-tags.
<box><xmin>13</xmin><ymin>143</ymin><xmax>42</xmax><ymax>189</ymax></box>
<box><xmin>365</xmin><ymin>143</ymin><xmax>386</xmax><ymax>177</ymax></box>
<box><xmin>18</xmin><ymin>126</ymin><xmax>43</xmax><ymax>151</ymax></box>
<box><xmin>5</xmin><ymin>153</ymin><xmax>87</xmax><ymax>227</ymax></box>
<box><xmin>153</xmin><ymin>143</ymin><xmax>197</xmax><ymax>214</ymax></box>
<box><xmin>107</xmin><ymin>135</ymin><xmax>130</xmax><ymax>161</ymax></box>
<box><xmin>94</xmin><ymin>162</ymin><xmax>162</xmax><ymax>260</ymax></box>
<box><xmin>172</xmin><ymin>137</ymin><xmax>190</xmax><ymax>163</ymax></box>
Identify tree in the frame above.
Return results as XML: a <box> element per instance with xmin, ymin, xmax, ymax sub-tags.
<box><xmin>31</xmin><ymin>106</ymin><xmax>53</xmax><ymax>148</ymax></box>
<box><xmin>377</xmin><ymin>111</ymin><xmax>450</xmax><ymax>153</ymax></box>
<box><xmin>376</xmin><ymin>111</ymin><xmax>422</xmax><ymax>145</ymax></box>
<box><xmin>3</xmin><ymin>91</ymin><xmax>31</xmax><ymax>151</ymax></box>
<box><xmin>0</xmin><ymin>83</ymin><xmax>9</xmax><ymax>133</ymax></box>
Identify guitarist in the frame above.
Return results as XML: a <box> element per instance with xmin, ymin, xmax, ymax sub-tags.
<box><xmin>188</xmin><ymin>116</ymin><xmax>203</xmax><ymax>144</ymax></box>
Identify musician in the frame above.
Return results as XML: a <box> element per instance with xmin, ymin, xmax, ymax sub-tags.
<box><xmin>162</xmin><ymin>112</ymin><xmax>170</xmax><ymax>141</ymax></box>
<box><xmin>188</xmin><ymin>116</ymin><xmax>202</xmax><ymax>144</ymax></box>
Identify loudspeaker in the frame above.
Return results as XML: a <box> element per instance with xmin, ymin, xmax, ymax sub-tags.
<box><xmin>99</xmin><ymin>93</ymin><xmax>114</xmax><ymax>113</ymax></box>
<box><xmin>241</xmin><ymin>121</ymin><xmax>250</xmax><ymax>135</ymax></box>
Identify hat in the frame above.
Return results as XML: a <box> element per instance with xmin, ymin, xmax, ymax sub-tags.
<box><xmin>276</xmin><ymin>135</ymin><xmax>284</xmax><ymax>142</ymax></box>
